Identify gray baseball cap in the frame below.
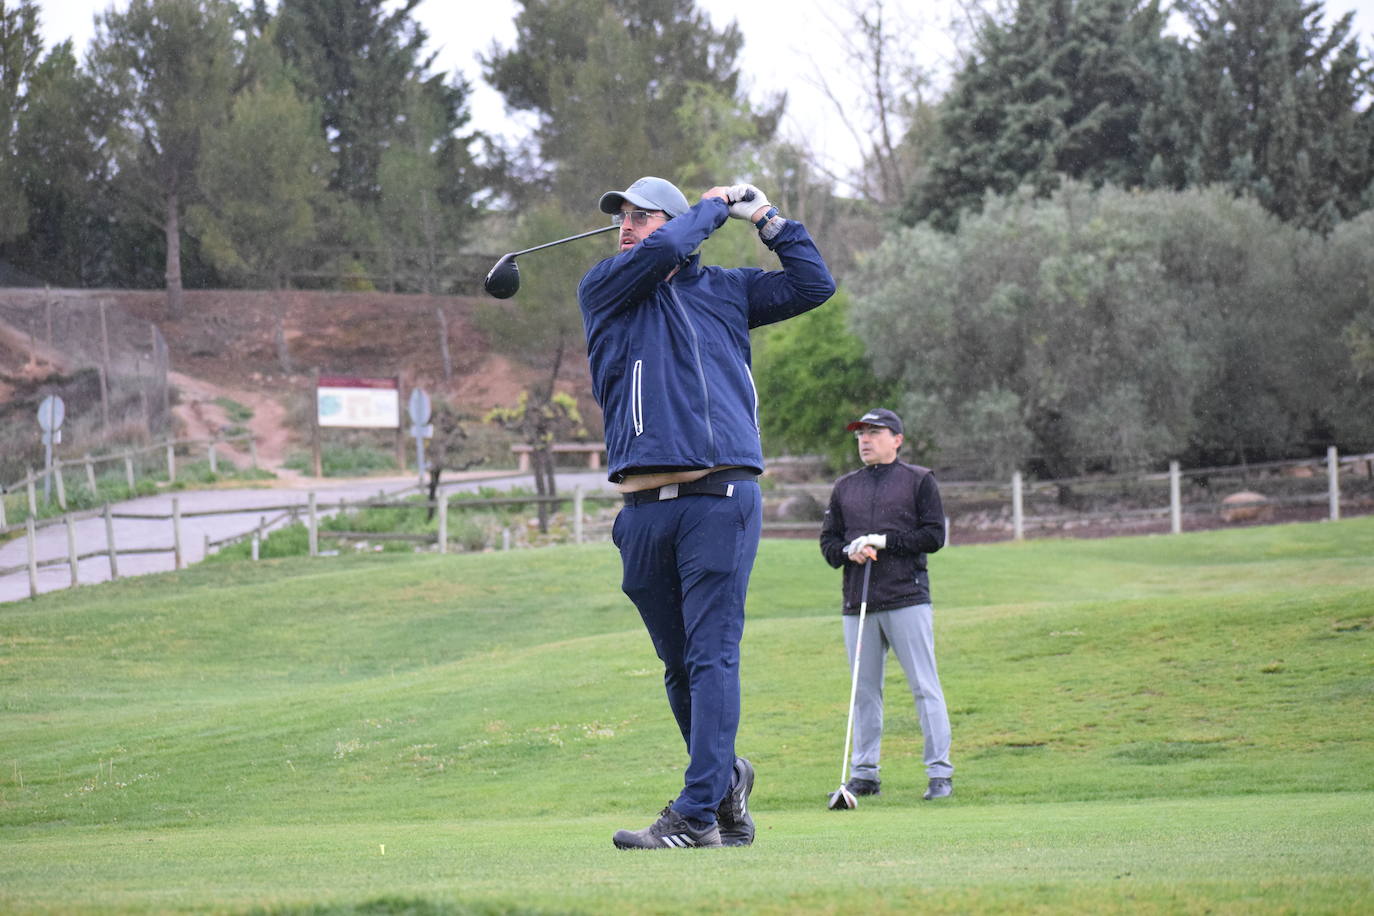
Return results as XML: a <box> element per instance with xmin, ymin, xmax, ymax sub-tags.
<box><xmin>598</xmin><ymin>176</ymin><xmax>690</xmax><ymax>218</ymax></box>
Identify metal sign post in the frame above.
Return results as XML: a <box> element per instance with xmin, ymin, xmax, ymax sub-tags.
<box><xmin>408</xmin><ymin>388</ymin><xmax>433</xmax><ymax>486</ymax></box>
<box><xmin>37</xmin><ymin>395</ymin><xmax>65</xmax><ymax>504</ymax></box>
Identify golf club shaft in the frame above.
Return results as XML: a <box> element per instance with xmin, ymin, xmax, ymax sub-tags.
<box><xmin>510</xmin><ymin>223</ymin><xmax>617</xmax><ymax>257</ymax></box>
<box><xmin>839</xmin><ymin>561</ymin><xmax>873</xmax><ymax>787</ymax></box>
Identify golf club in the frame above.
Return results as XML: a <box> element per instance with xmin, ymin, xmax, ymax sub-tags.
<box><xmin>482</xmin><ymin>224</ymin><xmax>618</xmax><ymax>298</ymax></box>
<box><xmin>828</xmin><ymin>560</ymin><xmax>873</xmax><ymax>810</ymax></box>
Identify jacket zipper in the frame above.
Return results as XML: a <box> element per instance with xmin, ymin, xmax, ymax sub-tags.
<box><xmin>631</xmin><ymin>359</ymin><xmax>644</xmax><ymax>435</ymax></box>
<box><xmin>668</xmin><ymin>285</ymin><xmax>715</xmax><ymax>459</ymax></box>
<box><xmin>744</xmin><ymin>363</ymin><xmax>760</xmax><ymax>431</ymax></box>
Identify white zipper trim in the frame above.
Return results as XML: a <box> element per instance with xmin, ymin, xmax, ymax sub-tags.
<box><xmin>631</xmin><ymin>358</ymin><xmax>644</xmax><ymax>436</ymax></box>
<box><xmin>744</xmin><ymin>363</ymin><xmax>760</xmax><ymax>432</ymax></box>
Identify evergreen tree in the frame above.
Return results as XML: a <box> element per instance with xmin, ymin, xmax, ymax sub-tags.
<box><xmin>1168</xmin><ymin>0</ymin><xmax>1374</xmax><ymax>231</ymax></box>
<box><xmin>904</xmin><ymin>0</ymin><xmax>1173</xmax><ymax>230</ymax></box>
<box><xmin>0</xmin><ymin>0</ymin><xmax>43</xmax><ymax>244</ymax></box>
<box><xmin>273</xmin><ymin>0</ymin><xmax>482</xmax><ymax>281</ymax></box>
<box><xmin>483</xmin><ymin>0</ymin><xmax>779</xmax><ymax>208</ymax></box>
<box><xmin>7</xmin><ymin>39</ymin><xmax>114</xmax><ymax>286</ymax></box>
<box><xmin>88</xmin><ymin>0</ymin><xmax>242</xmax><ymax>315</ymax></box>
<box><xmin>188</xmin><ymin>33</ymin><xmax>336</xmax><ymax>292</ymax></box>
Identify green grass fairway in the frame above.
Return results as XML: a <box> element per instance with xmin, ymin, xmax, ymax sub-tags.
<box><xmin>3</xmin><ymin>518</ymin><xmax>1372</xmax><ymax>914</ymax></box>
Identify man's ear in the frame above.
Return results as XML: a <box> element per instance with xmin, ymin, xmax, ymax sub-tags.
<box><xmin>893</xmin><ymin>433</ymin><xmax>904</xmax><ymax>450</ymax></box>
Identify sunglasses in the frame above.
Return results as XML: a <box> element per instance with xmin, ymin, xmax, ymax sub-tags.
<box><xmin>611</xmin><ymin>209</ymin><xmax>665</xmax><ymax>227</ymax></box>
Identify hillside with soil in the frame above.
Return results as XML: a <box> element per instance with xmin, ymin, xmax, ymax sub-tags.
<box><xmin>0</xmin><ymin>287</ymin><xmax>594</xmax><ymax>477</ymax></box>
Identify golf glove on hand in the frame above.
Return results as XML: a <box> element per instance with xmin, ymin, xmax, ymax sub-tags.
<box><xmin>845</xmin><ymin>533</ymin><xmax>887</xmax><ymax>558</ymax></box>
<box><xmin>727</xmin><ymin>184</ymin><xmax>770</xmax><ymax>221</ymax></box>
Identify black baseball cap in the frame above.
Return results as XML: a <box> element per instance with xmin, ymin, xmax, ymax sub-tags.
<box><xmin>846</xmin><ymin>408</ymin><xmax>903</xmax><ymax>436</ymax></box>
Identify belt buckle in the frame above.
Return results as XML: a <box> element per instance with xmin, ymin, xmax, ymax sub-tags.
<box><xmin>658</xmin><ymin>483</ymin><xmax>679</xmax><ymax>500</ymax></box>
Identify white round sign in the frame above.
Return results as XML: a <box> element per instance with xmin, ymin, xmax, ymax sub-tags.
<box><xmin>37</xmin><ymin>395</ymin><xmax>65</xmax><ymax>432</ymax></box>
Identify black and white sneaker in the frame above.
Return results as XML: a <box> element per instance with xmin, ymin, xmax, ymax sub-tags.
<box><xmin>845</xmin><ymin>776</ymin><xmax>881</xmax><ymax>796</ymax></box>
<box><xmin>612</xmin><ymin>805</ymin><xmax>723</xmax><ymax>850</ymax></box>
<box><xmin>716</xmin><ymin>757</ymin><xmax>756</xmax><ymax>847</ymax></box>
<box><xmin>923</xmin><ymin>777</ymin><xmax>953</xmax><ymax>800</ymax></box>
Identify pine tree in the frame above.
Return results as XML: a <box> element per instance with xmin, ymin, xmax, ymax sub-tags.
<box><xmin>483</xmin><ymin>0</ymin><xmax>778</xmax><ymax>208</ymax></box>
<box><xmin>1169</xmin><ymin>0</ymin><xmax>1374</xmax><ymax>231</ymax></box>
<box><xmin>904</xmin><ymin>0</ymin><xmax>1174</xmax><ymax>230</ymax></box>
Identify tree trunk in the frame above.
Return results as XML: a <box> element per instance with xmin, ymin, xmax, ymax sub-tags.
<box><xmin>436</xmin><ymin>306</ymin><xmax>453</xmax><ymax>380</ymax></box>
<box><xmin>164</xmin><ymin>189</ymin><xmax>184</xmax><ymax>318</ymax></box>
<box><xmin>533</xmin><ymin>444</ymin><xmax>554</xmax><ymax>534</ymax></box>
<box><xmin>274</xmin><ymin>289</ymin><xmax>293</xmax><ymax>373</ymax></box>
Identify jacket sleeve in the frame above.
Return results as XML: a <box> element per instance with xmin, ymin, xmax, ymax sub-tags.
<box><xmin>577</xmin><ymin>199</ymin><xmax>728</xmax><ymax>318</ymax></box>
<box><xmin>885</xmin><ymin>472</ymin><xmax>946</xmax><ymax>556</ymax></box>
<box><xmin>819</xmin><ymin>484</ymin><xmax>850</xmax><ymax>569</ymax></box>
<box><xmin>744</xmin><ymin>220</ymin><xmax>837</xmax><ymax>329</ymax></box>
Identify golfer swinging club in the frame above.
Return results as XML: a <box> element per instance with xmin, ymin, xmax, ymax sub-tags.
<box><xmin>578</xmin><ymin>177</ymin><xmax>835</xmax><ymax>849</ymax></box>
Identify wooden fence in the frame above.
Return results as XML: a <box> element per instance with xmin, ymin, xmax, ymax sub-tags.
<box><xmin>0</xmin><ymin>486</ymin><xmax>622</xmax><ymax>600</ymax></box>
<box><xmin>3</xmin><ymin>448</ymin><xmax>1371</xmax><ymax>602</ymax></box>
<box><xmin>0</xmin><ymin>433</ymin><xmax>258</xmax><ymax>526</ymax></box>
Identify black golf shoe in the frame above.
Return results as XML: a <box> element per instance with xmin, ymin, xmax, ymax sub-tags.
<box><xmin>612</xmin><ymin>805</ymin><xmax>723</xmax><ymax>850</ymax></box>
<box><xmin>716</xmin><ymin>757</ymin><xmax>756</xmax><ymax>847</ymax></box>
<box><xmin>923</xmin><ymin>777</ymin><xmax>953</xmax><ymax>800</ymax></box>
<box><xmin>844</xmin><ymin>776</ymin><xmax>881</xmax><ymax>796</ymax></box>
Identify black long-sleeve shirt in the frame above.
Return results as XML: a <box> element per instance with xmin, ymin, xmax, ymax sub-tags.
<box><xmin>819</xmin><ymin>459</ymin><xmax>945</xmax><ymax>613</ymax></box>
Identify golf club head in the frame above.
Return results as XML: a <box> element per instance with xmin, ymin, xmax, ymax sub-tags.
<box><xmin>827</xmin><ymin>786</ymin><xmax>858</xmax><ymax>810</ymax></box>
<box><xmin>483</xmin><ymin>254</ymin><xmax>520</xmax><ymax>299</ymax></box>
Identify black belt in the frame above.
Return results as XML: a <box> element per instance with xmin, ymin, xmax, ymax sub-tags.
<box><xmin>622</xmin><ymin>467</ymin><xmax>759</xmax><ymax>505</ymax></box>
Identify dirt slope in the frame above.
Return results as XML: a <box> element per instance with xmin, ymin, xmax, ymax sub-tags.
<box><xmin>0</xmin><ymin>288</ymin><xmax>592</xmax><ymax>474</ymax></box>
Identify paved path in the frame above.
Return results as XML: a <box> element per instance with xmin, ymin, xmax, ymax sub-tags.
<box><xmin>1</xmin><ymin>470</ymin><xmax>618</xmax><ymax>604</ymax></box>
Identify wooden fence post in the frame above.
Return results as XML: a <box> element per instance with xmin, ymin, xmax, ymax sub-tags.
<box><xmin>1170</xmin><ymin>461</ymin><xmax>1182</xmax><ymax>535</ymax></box>
<box><xmin>1012</xmin><ymin>471</ymin><xmax>1024</xmax><ymax>541</ymax></box>
<box><xmin>104</xmin><ymin>503</ymin><xmax>119</xmax><ymax>579</ymax></box>
<box><xmin>308</xmin><ymin>493</ymin><xmax>318</xmax><ymax>557</ymax></box>
<box><xmin>1328</xmin><ymin>446</ymin><xmax>1340</xmax><ymax>521</ymax></box>
<box><xmin>172</xmin><ymin>497</ymin><xmax>183</xmax><ymax>570</ymax></box>
<box><xmin>574</xmin><ymin>486</ymin><xmax>584</xmax><ymax>544</ymax></box>
<box><xmin>124</xmin><ymin>455</ymin><xmax>135</xmax><ymax>491</ymax></box>
<box><xmin>26</xmin><ymin>517</ymin><xmax>39</xmax><ymax>599</ymax></box>
<box><xmin>84</xmin><ymin>454</ymin><xmax>97</xmax><ymax>496</ymax></box>
<box><xmin>248</xmin><ymin>437</ymin><xmax>258</xmax><ymax>469</ymax></box>
<box><xmin>166</xmin><ymin>443</ymin><xmax>176</xmax><ymax>484</ymax></box>
<box><xmin>0</xmin><ymin>488</ymin><xmax>6</xmax><ymax>529</ymax></box>
<box><xmin>65</xmin><ymin>514</ymin><xmax>79</xmax><ymax>586</ymax></box>
<box><xmin>208</xmin><ymin>442</ymin><xmax>218</xmax><ymax>475</ymax></box>
<box><xmin>26</xmin><ymin>468</ymin><xmax>37</xmax><ymax>518</ymax></box>
<box><xmin>54</xmin><ymin>462</ymin><xmax>67</xmax><ymax>510</ymax></box>
<box><xmin>437</xmin><ymin>494</ymin><xmax>448</xmax><ymax>554</ymax></box>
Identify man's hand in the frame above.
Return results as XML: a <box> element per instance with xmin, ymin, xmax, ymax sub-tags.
<box><xmin>845</xmin><ymin>533</ymin><xmax>887</xmax><ymax>564</ymax></box>
<box><xmin>727</xmin><ymin>184</ymin><xmax>771</xmax><ymax>223</ymax></box>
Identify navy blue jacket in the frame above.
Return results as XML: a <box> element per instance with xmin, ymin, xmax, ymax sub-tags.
<box><xmin>577</xmin><ymin>197</ymin><xmax>835</xmax><ymax>482</ymax></box>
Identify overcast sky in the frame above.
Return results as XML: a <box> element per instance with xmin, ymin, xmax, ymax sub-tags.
<box><xmin>35</xmin><ymin>0</ymin><xmax>1374</xmax><ymax>187</ymax></box>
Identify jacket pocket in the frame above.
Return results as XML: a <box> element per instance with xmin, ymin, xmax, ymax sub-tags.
<box><xmin>631</xmin><ymin>358</ymin><xmax>644</xmax><ymax>436</ymax></box>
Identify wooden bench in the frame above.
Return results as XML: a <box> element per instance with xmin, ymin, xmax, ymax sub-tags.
<box><xmin>510</xmin><ymin>442</ymin><xmax>606</xmax><ymax>471</ymax></box>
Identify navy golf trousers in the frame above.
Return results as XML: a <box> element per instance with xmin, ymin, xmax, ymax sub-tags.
<box><xmin>612</xmin><ymin>479</ymin><xmax>762</xmax><ymax>824</ymax></box>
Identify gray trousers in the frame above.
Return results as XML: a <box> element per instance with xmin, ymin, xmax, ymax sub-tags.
<box><xmin>843</xmin><ymin>603</ymin><xmax>953</xmax><ymax>780</ymax></box>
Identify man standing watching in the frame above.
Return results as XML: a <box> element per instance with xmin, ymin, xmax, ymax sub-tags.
<box><xmin>578</xmin><ymin>177</ymin><xmax>835</xmax><ymax>849</ymax></box>
<box><xmin>819</xmin><ymin>408</ymin><xmax>954</xmax><ymax>801</ymax></box>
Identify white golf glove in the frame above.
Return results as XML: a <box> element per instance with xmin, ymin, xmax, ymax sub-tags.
<box><xmin>844</xmin><ymin>533</ymin><xmax>887</xmax><ymax>558</ymax></box>
<box><xmin>727</xmin><ymin>184</ymin><xmax>770</xmax><ymax>221</ymax></box>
